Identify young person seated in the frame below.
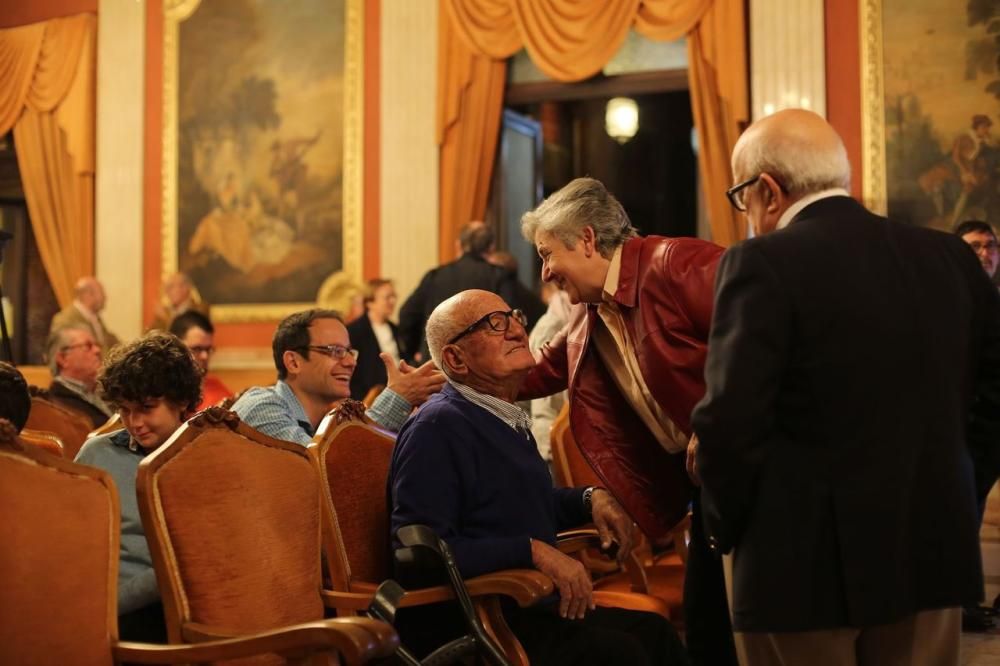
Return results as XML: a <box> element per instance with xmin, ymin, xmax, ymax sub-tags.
<box><xmin>233</xmin><ymin>308</ymin><xmax>444</xmax><ymax>443</ymax></box>
<box><xmin>75</xmin><ymin>332</ymin><xmax>202</xmax><ymax>642</ymax></box>
<box><xmin>389</xmin><ymin>290</ymin><xmax>689</xmax><ymax>665</ymax></box>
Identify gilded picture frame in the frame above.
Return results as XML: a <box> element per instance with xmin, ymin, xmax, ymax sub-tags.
<box><xmin>862</xmin><ymin>0</ymin><xmax>1000</xmax><ymax>230</ymax></box>
<box><xmin>161</xmin><ymin>0</ymin><xmax>363</xmax><ymax>323</ymax></box>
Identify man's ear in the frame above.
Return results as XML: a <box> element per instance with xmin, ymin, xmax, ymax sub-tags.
<box><xmin>760</xmin><ymin>173</ymin><xmax>784</xmax><ymax>213</ymax></box>
<box><xmin>282</xmin><ymin>350</ymin><xmax>301</xmax><ymax>378</ymax></box>
<box><xmin>441</xmin><ymin>345</ymin><xmax>467</xmax><ymax>378</ymax></box>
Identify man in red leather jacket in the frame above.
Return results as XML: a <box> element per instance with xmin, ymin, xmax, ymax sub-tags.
<box><xmin>519</xmin><ymin>177</ymin><xmax>736</xmax><ymax>666</ymax></box>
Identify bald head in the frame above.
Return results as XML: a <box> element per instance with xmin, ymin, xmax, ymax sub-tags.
<box><xmin>74</xmin><ymin>276</ymin><xmax>106</xmax><ymax>313</ymax></box>
<box><xmin>426</xmin><ymin>290</ymin><xmax>495</xmax><ymax>371</ymax></box>
<box><xmin>732</xmin><ymin>109</ymin><xmax>850</xmax><ymax>199</ymax></box>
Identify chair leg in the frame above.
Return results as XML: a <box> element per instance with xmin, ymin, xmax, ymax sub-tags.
<box><xmin>477</xmin><ymin>597</ymin><xmax>529</xmax><ymax>666</ymax></box>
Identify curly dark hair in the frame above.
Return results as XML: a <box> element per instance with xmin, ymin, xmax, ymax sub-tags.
<box><xmin>0</xmin><ymin>361</ymin><xmax>30</xmax><ymax>432</ymax></box>
<box><xmin>272</xmin><ymin>308</ymin><xmax>343</xmax><ymax>380</ymax></box>
<box><xmin>98</xmin><ymin>332</ymin><xmax>202</xmax><ymax>411</ymax></box>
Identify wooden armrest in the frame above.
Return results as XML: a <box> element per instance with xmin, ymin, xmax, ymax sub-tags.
<box><xmin>557</xmin><ymin>527</ymin><xmax>650</xmax><ymax>593</ymax></box>
<box><xmin>322</xmin><ymin>569</ymin><xmax>555</xmax><ymax>614</ymax></box>
<box><xmin>593</xmin><ymin>590</ymin><xmax>670</xmax><ymax>620</ymax></box>
<box><xmin>114</xmin><ymin>617</ymin><xmax>398</xmax><ymax>665</ymax></box>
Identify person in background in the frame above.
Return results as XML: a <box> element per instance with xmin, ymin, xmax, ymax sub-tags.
<box><xmin>398</xmin><ymin>221</ymin><xmax>517</xmax><ymax>362</ymax></box>
<box><xmin>693</xmin><ymin>108</ymin><xmax>1000</xmax><ymax>664</ymax></box>
<box><xmin>956</xmin><ymin>219</ymin><xmax>999</xmax><ymax>283</ymax></box>
<box><xmin>149</xmin><ymin>273</ymin><xmax>210</xmax><ymax>332</ymax></box>
<box><xmin>75</xmin><ymin>332</ymin><xmax>203</xmax><ymax>642</ymax></box>
<box><xmin>0</xmin><ymin>361</ymin><xmax>31</xmax><ymax>433</ymax></box>
<box><xmin>347</xmin><ymin>278</ymin><xmax>406</xmax><ymax>401</ymax></box>
<box><xmin>487</xmin><ymin>250</ymin><xmax>546</xmax><ymax>330</ymax></box>
<box><xmin>233</xmin><ymin>308</ymin><xmax>444</xmax><ymax>444</ymax></box>
<box><xmin>50</xmin><ymin>277</ymin><xmax>120</xmax><ymax>351</ymax></box>
<box><xmin>169</xmin><ymin>311</ymin><xmax>232</xmax><ymax>411</ymax></box>
<box><xmin>528</xmin><ymin>289</ymin><xmax>571</xmax><ymax>462</ymax></box>
<box><xmin>45</xmin><ymin>326</ymin><xmax>113</xmax><ymax>428</ymax></box>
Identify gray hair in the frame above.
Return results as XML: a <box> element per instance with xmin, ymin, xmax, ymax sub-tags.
<box><xmin>425</xmin><ymin>303</ymin><xmax>462</xmax><ymax>377</ymax></box>
<box><xmin>738</xmin><ymin>130</ymin><xmax>851</xmax><ymax>198</ymax></box>
<box><xmin>45</xmin><ymin>326</ymin><xmax>87</xmax><ymax>376</ymax></box>
<box><xmin>520</xmin><ymin>177</ymin><xmax>637</xmax><ymax>258</ymax></box>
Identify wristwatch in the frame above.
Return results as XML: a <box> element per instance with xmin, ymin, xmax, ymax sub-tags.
<box><xmin>582</xmin><ymin>486</ymin><xmax>601</xmax><ymax>517</ymax></box>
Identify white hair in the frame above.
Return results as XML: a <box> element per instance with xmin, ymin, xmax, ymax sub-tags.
<box><xmin>425</xmin><ymin>302</ymin><xmax>463</xmax><ymax>377</ymax></box>
<box><xmin>737</xmin><ymin>129</ymin><xmax>851</xmax><ymax>197</ymax></box>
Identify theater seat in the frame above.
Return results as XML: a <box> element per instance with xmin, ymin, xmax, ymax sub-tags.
<box><xmin>25</xmin><ymin>390</ymin><xmax>92</xmax><ymax>459</ymax></box>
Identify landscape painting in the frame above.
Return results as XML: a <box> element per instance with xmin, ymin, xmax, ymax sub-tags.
<box><xmin>876</xmin><ymin>0</ymin><xmax>1000</xmax><ymax>230</ymax></box>
<box><xmin>165</xmin><ymin>0</ymin><xmax>359</xmax><ymax>320</ymax></box>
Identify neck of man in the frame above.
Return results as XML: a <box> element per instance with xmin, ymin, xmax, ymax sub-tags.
<box><xmin>458</xmin><ymin>371</ymin><xmax>528</xmax><ymax>404</ymax></box>
<box><xmin>287</xmin><ymin>382</ymin><xmax>335</xmax><ymax>432</ymax></box>
<box><xmin>59</xmin><ymin>373</ymin><xmax>96</xmax><ymax>393</ymax></box>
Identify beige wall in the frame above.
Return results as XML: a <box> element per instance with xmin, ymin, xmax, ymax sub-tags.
<box><xmin>379</xmin><ymin>1</ymin><xmax>440</xmax><ymax>303</ymax></box>
<box><xmin>95</xmin><ymin>0</ymin><xmax>145</xmax><ymax>341</ymax></box>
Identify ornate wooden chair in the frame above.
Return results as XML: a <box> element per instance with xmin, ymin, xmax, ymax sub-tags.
<box><xmin>135</xmin><ymin>407</ymin><xmax>398</xmax><ymax>665</ymax></box>
<box><xmin>549</xmin><ymin>404</ymin><xmax>689</xmax><ymax>623</ymax></box>
<box><xmin>26</xmin><ymin>388</ymin><xmax>93</xmax><ymax>459</ymax></box>
<box><xmin>360</xmin><ymin>384</ymin><xmax>384</xmax><ymax>408</ymax></box>
<box><xmin>19</xmin><ymin>428</ymin><xmax>65</xmax><ymax>457</ymax></box>
<box><xmin>0</xmin><ymin>418</ymin><xmax>397</xmax><ymax>666</ymax></box>
<box><xmin>310</xmin><ymin>401</ymin><xmax>558</xmax><ymax>664</ymax></box>
<box><xmin>88</xmin><ymin>412</ymin><xmax>123</xmax><ymax>439</ymax></box>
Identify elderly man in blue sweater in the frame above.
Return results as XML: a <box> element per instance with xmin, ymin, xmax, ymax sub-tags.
<box><xmin>389</xmin><ymin>289</ymin><xmax>688</xmax><ymax>665</ymax></box>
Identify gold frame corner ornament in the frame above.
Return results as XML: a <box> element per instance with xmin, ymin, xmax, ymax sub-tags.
<box><xmin>160</xmin><ymin>0</ymin><xmax>364</xmax><ymax>323</ymax></box>
<box><xmin>860</xmin><ymin>0</ymin><xmax>887</xmax><ymax>216</ymax></box>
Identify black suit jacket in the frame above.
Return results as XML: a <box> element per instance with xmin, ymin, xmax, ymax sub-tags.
<box><xmin>347</xmin><ymin>314</ymin><xmax>403</xmax><ymax>401</ymax></box>
<box><xmin>48</xmin><ymin>379</ymin><xmax>112</xmax><ymax>429</ymax></box>
<box><xmin>692</xmin><ymin>196</ymin><xmax>1000</xmax><ymax>632</ymax></box>
<box><xmin>398</xmin><ymin>253</ymin><xmax>517</xmax><ymax>361</ymax></box>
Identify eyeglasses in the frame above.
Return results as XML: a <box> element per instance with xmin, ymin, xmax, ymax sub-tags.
<box><xmin>448</xmin><ymin>309</ymin><xmax>527</xmax><ymax>345</ymax></box>
<box><xmin>726</xmin><ymin>175</ymin><xmax>761</xmax><ymax>212</ymax></box>
<box><xmin>299</xmin><ymin>344</ymin><xmax>359</xmax><ymax>361</ymax></box>
<box><xmin>61</xmin><ymin>341</ymin><xmax>99</xmax><ymax>353</ymax></box>
<box><xmin>189</xmin><ymin>345</ymin><xmax>215</xmax><ymax>355</ymax></box>
<box><xmin>968</xmin><ymin>241</ymin><xmax>999</xmax><ymax>253</ymax></box>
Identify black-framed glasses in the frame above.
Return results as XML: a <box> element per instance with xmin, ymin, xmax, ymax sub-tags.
<box><xmin>448</xmin><ymin>309</ymin><xmax>527</xmax><ymax>345</ymax></box>
<box><xmin>299</xmin><ymin>344</ymin><xmax>359</xmax><ymax>361</ymax></box>
<box><xmin>726</xmin><ymin>175</ymin><xmax>761</xmax><ymax>212</ymax></box>
<box><xmin>61</xmin><ymin>341</ymin><xmax>99</xmax><ymax>353</ymax></box>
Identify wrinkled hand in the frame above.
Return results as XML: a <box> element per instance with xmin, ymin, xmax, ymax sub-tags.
<box><xmin>381</xmin><ymin>353</ymin><xmax>446</xmax><ymax>406</ymax></box>
<box><xmin>590</xmin><ymin>489</ymin><xmax>634</xmax><ymax>563</ymax></box>
<box><xmin>686</xmin><ymin>434</ymin><xmax>701</xmax><ymax>487</ymax></box>
<box><xmin>530</xmin><ymin>539</ymin><xmax>594</xmax><ymax>619</ymax></box>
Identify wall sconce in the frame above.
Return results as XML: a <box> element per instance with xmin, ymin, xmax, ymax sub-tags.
<box><xmin>605</xmin><ymin>97</ymin><xmax>638</xmax><ymax>144</ymax></box>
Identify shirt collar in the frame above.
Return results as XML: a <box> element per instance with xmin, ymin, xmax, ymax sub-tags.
<box><xmin>448</xmin><ymin>380</ymin><xmax>532</xmax><ymax>435</ymax></box>
<box><xmin>776</xmin><ymin>188</ymin><xmax>851</xmax><ymax>230</ymax></box>
<box><xmin>275</xmin><ymin>380</ymin><xmax>314</xmax><ymax>436</ymax></box>
<box><xmin>601</xmin><ymin>245</ymin><xmax>624</xmax><ymax>304</ymax></box>
<box><xmin>109</xmin><ymin>428</ymin><xmax>145</xmax><ymax>455</ymax></box>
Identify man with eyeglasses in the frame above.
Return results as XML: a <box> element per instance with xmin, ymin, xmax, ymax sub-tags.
<box><xmin>169</xmin><ymin>310</ymin><xmax>233</xmax><ymax>410</ymax></box>
<box><xmin>956</xmin><ymin>219</ymin><xmax>1000</xmax><ymax>283</ymax></box>
<box><xmin>45</xmin><ymin>326</ymin><xmax>112</xmax><ymax>427</ymax></box>
<box><xmin>232</xmin><ymin>308</ymin><xmax>445</xmax><ymax>444</ymax></box>
<box><xmin>389</xmin><ymin>289</ymin><xmax>689</xmax><ymax>665</ymax></box>
<box><xmin>519</xmin><ymin>177</ymin><xmax>733</xmax><ymax>666</ymax></box>
<box><xmin>691</xmin><ymin>109</ymin><xmax>1000</xmax><ymax>664</ymax></box>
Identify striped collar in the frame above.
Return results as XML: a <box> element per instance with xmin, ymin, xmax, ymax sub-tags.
<box><xmin>449</xmin><ymin>380</ymin><xmax>532</xmax><ymax>435</ymax></box>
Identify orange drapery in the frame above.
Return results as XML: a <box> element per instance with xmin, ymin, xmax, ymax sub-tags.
<box><xmin>0</xmin><ymin>14</ymin><xmax>96</xmax><ymax>306</ymax></box>
<box><xmin>439</xmin><ymin>0</ymin><xmax>748</xmax><ymax>252</ymax></box>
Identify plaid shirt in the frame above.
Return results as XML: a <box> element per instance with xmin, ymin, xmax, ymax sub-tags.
<box><xmin>449</xmin><ymin>380</ymin><xmax>532</xmax><ymax>438</ymax></box>
<box><xmin>232</xmin><ymin>380</ymin><xmax>411</xmax><ymax>445</ymax></box>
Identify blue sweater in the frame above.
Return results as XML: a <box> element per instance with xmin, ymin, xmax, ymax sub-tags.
<box><xmin>389</xmin><ymin>383</ymin><xmax>588</xmax><ymax>578</ymax></box>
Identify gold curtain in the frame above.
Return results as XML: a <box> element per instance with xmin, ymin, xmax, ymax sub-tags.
<box><xmin>0</xmin><ymin>14</ymin><xmax>96</xmax><ymax>306</ymax></box>
<box><xmin>440</xmin><ymin>0</ymin><xmax>748</xmax><ymax>248</ymax></box>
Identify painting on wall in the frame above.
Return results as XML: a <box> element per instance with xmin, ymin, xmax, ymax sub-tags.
<box><xmin>863</xmin><ymin>0</ymin><xmax>1000</xmax><ymax>231</ymax></box>
<box><xmin>162</xmin><ymin>0</ymin><xmax>362</xmax><ymax>322</ymax></box>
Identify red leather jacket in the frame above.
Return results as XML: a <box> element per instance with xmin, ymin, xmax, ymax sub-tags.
<box><xmin>521</xmin><ymin>235</ymin><xmax>723</xmax><ymax>538</ymax></box>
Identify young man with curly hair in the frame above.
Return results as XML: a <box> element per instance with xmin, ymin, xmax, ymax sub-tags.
<box><xmin>75</xmin><ymin>332</ymin><xmax>202</xmax><ymax>642</ymax></box>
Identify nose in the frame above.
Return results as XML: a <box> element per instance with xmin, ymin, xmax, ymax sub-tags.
<box><xmin>340</xmin><ymin>353</ymin><xmax>357</xmax><ymax>367</ymax></box>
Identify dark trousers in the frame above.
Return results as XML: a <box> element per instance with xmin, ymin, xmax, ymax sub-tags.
<box><xmin>118</xmin><ymin>602</ymin><xmax>167</xmax><ymax>643</ymax></box>
<box><xmin>397</xmin><ymin>600</ymin><xmax>688</xmax><ymax>665</ymax></box>
<box><xmin>684</xmin><ymin>492</ymin><xmax>739</xmax><ymax>666</ymax></box>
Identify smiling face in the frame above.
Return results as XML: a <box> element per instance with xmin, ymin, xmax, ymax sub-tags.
<box><xmin>119</xmin><ymin>397</ymin><xmax>187</xmax><ymax>452</ymax></box>
<box><xmin>287</xmin><ymin>317</ymin><xmax>356</xmax><ymax>404</ymax></box>
<box><xmin>442</xmin><ymin>292</ymin><xmax>535</xmax><ymax>388</ymax></box>
<box><xmin>534</xmin><ymin>229</ymin><xmax>606</xmax><ymax>304</ymax></box>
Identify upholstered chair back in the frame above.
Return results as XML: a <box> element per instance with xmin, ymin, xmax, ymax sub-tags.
<box><xmin>26</xmin><ymin>393</ymin><xmax>93</xmax><ymax>459</ymax></box>
<box><xmin>0</xmin><ymin>421</ymin><xmax>118</xmax><ymax>666</ymax></box>
<box><xmin>88</xmin><ymin>413</ymin><xmax>123</xmax><ymax>440</ymax></box>
<box><xmin>310</xmin><ymin>401</ymin><xmax>396</xmax><ymax>592</ymax></box>
<box><xmin>136</xmin><ymin>408</ymin><xmax>325</xmax><ymax>654</ymax></box>
<box><xmin>550</xmin><ymin>404</ymin><xmax>601</xmax><ymax>489</ymax></box>
<box><xmin>20</xmin><ymin>428</ymin><xmax>66</xmax><ymax>457</ymax></box>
